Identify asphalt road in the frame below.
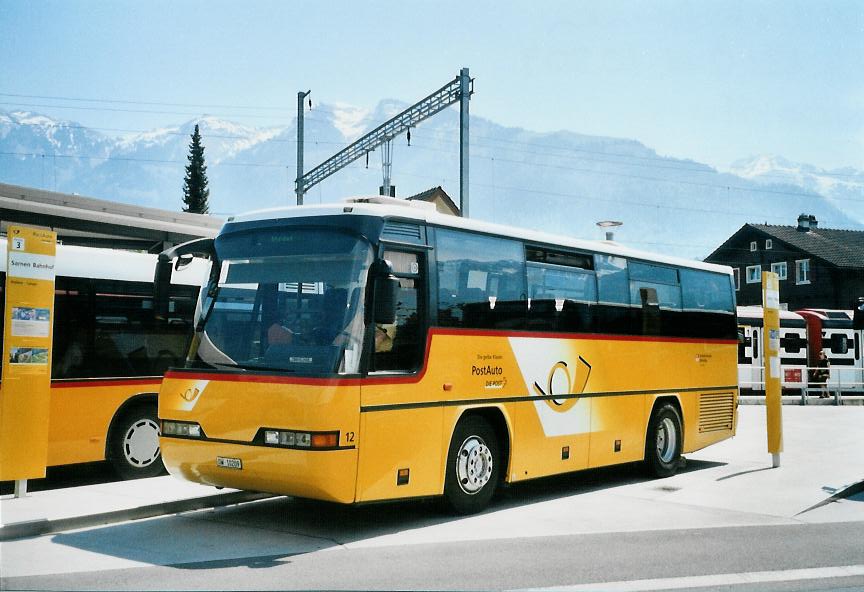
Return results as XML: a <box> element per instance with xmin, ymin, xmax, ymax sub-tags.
<box><xmin>3</xmin><ymin>518</ymin><xmax>863</xmax><ymax>591</ymax></box>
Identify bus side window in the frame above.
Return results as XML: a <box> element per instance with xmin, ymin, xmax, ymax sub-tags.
<box><xmin>629</xmin><ymin>262</ymin><xmax>681</xmax><ymax>310</ymax></box>
<box><xmin>594</xmin><ymin>255</ymin><xmax>629</xmax><ymax>334</ymax></box>
<box><xmin>374</xmin><ymin>251</ymin><xmax>425</xmax><ymax>373</ymax></box>
<box><xmin>435</xmin><ymin>229</ymin><xmax>526</xmax><ymax>330</ymax></box>
<box><xmin>526</xmin><ymin>247</ymin><xmax>597</xmax><ymax>333</ymax></box>
<box><xmin>52</xmin><ymin>277</ymin><xmax>91</xmax><ymax>379</ymax></box>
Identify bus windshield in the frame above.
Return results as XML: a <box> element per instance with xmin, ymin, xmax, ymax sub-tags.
<box><xmin>188</xmin><ymin>228</ymin><xmax>373</xmax><ymax>375</ymax></box>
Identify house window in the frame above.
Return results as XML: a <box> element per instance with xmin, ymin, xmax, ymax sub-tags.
<box><xmin>750</xmin><ymin>241</ymin><xmax>757</xmax><ymax>252</ymax></box>
<box><xmin>765</xmin><ymin>239</ymin><xmax>773</xmax><ymax>250</ymax></box>
<box><xmin>733</xmin><ymin>268</ymin><xmax>740</xmax><ymax>291</ymax></box>
<box><xmin>746</xmin><ymin>265</ymin><xmax>761</xmax><ymax>284</ymax></box>
<box><xmin>795</xmin><ymin>259</ymin><xmax>810</xmax><ymax>285</ymax></box>
<box><xmin>771</xmin><ymin>261</ymin><xmax>787</xmax><ymax>280</ymax></box>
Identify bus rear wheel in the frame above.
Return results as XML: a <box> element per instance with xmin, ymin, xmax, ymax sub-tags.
<box><xmin>443</xmin><ymin>416</ymin><xmax>500</xmax><ymax>514</ymax></box>
<box><xmin>108</xmin><ymin>404</ymin><xmax>165</xmax><ymax>480</ymax></box>
<box><xmin>644</xmin><ymin>403</ymin><xmax>682</xmax><ymax>478</ymax></box>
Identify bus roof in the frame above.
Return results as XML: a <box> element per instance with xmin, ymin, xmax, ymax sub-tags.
<box><xmin>0</xmin><ymin>241</ymin><xmax>207</xmax><ymax>286</ymax></box>
<box><xmin>227</xmin><ymin>197</ymin><xmax>733</xmax><ymax>276</ymax></box>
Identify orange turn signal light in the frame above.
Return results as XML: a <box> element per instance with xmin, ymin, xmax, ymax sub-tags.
<box><xmin>311</xmin><ymin>433</ymin><xmax>339</xmax><ymax>448</ymax></box>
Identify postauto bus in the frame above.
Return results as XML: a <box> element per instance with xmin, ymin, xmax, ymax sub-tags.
<box><xmin>156</xmin><ymin>197</ymin><xmax>738</xmax><ymax>513</ymax></box>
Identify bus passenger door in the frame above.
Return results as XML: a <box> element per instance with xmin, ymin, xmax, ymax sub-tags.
<box><xmin>357</xmin><ymin>249</ymin><xmax>440</xmax><ymax>502</ymax></box>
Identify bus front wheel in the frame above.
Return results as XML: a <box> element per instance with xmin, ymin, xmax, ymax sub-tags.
<box><xmin>644</xmin><ymin>403</ymin><xmax>683</xmax><ymax>478</ymax></box>
<box><xmin>108</xmin><ymin>404</ymin><xmax>165</xmax><ymax>480</ymax></box>
<box><xmin>443</xmin><ymin>416</ymin><xmax>500</xmax><ymax>514</ymax></box>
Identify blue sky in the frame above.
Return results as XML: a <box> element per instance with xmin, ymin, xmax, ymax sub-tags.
<box><xmin>1</xmin><ymin>0</ymin><xmax>862</xmax><ymax>169</ymax></box>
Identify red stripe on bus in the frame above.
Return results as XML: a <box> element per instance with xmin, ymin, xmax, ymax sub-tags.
<box><xmin>51</xmin><ymin>377</ymin><xmax>162</xmax><ymax>389</ymax></box>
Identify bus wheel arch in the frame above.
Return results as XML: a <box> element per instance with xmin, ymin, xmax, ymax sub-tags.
<box><xmin>106</xmin><ymin>393</ymin><xmax>165</xmax><ymax>480</ymax></box>
<box><xmin>644</xmin><ymin>397</ymin><xmax>683</xmax><ymax>479</ymax></box>
<box><xmin>442</xmin><ymin>408</ymin><xmax>510</xmax><ymax>514</ymax></box>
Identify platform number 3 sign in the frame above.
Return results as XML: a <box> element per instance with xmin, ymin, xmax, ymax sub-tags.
<box><xmin>11</xmin><ymin>237</ymin><xmax>25</xmax><ymax>251</ymax></box>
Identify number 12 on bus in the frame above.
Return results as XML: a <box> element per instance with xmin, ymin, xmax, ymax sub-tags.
<box><xmin>156</xmin><ymin>197</ymin><xmax>738</xmax><ymax>514</ymax></box>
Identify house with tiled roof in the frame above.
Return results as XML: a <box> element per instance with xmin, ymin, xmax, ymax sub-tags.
<box><xmin>705</xmin><ymin>214</ymin><xmax>864</xmax><ymax>310</ymax></box>
<box><xmin>406</xmin><ymin>186</ymin><xmax>460</xmax><ymax>216</ymax></box>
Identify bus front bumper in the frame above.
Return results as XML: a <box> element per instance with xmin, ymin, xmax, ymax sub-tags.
<box><xmin>160</xmin><ymin>436</ymin><xmax>358</xmax><ymax>503</ymax></box>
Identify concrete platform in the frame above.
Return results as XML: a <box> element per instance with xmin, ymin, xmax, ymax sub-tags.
<box><xmin>1</xmin><ymin>406</ymin><xmax>863</xmax><ymax>543</ymax></box>
<box><xmin>0</xmin><ymin>478</ymin><xmax>273</xmax><ymax>541</ymax></box>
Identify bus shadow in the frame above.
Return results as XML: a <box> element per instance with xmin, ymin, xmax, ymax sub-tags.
<box><xmin>49</xmin><ymin>458</ymin><xmax>726</xmax><ymax>571</ymax></box>
<box><xmin>495</xmin><ymin>458</ymin><xmax>726</xmax><ymax>509</ymax></box>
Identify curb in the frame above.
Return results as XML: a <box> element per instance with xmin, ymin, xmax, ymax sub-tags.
<box><xmin>738</xmin><ymin>396</ymin><xmax>864</xmax><ymax>406</ymax></box>
<box><xmin>797</xmin><ymin>479</ymin><xmax>864</xmax><ymax>515</ymax></box>
<box><xmin>0</xmin><ymin>491</ymin><xmax>276</xmax><ymax>541</ymax></box>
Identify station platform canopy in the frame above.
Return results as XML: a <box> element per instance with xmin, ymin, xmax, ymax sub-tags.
<box><xmin>0</xmin><ymin>182</ymin><xmax>223</xmax><ymax>252</ymax></box>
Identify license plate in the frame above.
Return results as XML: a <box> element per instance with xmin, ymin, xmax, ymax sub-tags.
<box><xmin>216</xmin><ymin>456</ymin><xmax>242</xmax><ymax>470</ymax></box>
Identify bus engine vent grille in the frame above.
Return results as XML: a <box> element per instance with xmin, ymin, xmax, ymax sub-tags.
<box><xmin>382</xmin><ymin>222</ymin><xmax>422</xmax><ymax>242</ymax></box>
<box><xmin>699</xmin><ymin>392</ymin><xmax>735</xmax><ymax>433</ymax></box>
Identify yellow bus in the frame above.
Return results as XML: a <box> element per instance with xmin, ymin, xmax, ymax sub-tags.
<box><xmin>0</xmin><ymin>242</ymin><xmax>204</xmax><ymax>480</ymax></box>
<box><xmin>157</xmin><ymin>197</ymin><xmax>738</xmax><ymax>513</ymax></box>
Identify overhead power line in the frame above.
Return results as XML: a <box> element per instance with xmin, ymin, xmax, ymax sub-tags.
<box><xmin>0</xmin><ymin>100</ymin><xmax>296</xmax><ymax>121</ymax></box>
<box><xmin>0</xmin><ymin>92</ymin><xmax>295</xmax><ymax>111</ymax></box>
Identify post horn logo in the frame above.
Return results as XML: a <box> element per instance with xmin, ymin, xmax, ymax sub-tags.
<box><xmin>532</xmin><ymin>357</ymin><xmax>592</xmax><ymax>412</ymax></box>
<box><xmin>180</xmin><ymin>387</ymin><xmax>202</xmax><ymax>403</ymax></box>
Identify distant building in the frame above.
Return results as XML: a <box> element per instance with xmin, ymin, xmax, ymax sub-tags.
<box><xmin>705</xmin><ymin>214</ymin><xmax>864</xmax><ymax>310</ymax></box>
<box><xmin>406</xmin><ymin>186</ymin><xmax>460</xmax><ymax>216</ymax></box>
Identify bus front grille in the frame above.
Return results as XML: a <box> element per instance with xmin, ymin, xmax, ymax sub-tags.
<box><xmin>699</xmin><ymin>392</ymin><xmax>735</xmax><ymax>433</ymax></box>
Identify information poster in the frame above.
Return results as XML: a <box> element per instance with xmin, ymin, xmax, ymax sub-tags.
<box><xmin>0</xmin><ymin>225</ymin><xmax>57</xmax><ymax>480</ymax></box>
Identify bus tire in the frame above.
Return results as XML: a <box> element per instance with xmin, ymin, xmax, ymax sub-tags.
<box><xmin>443</xmin><ymin>415</ymin><xmax>500</xmax><ymax>514</ymax></box>
<box><xmin>108</xmin><ymin>404</ymin><xmax>165</xmax><ymax>480</ymax></box>
<box><xmin>644</xmin><ymin>403</ymin><xmax>683</xmax><ymax>478</ymax></box>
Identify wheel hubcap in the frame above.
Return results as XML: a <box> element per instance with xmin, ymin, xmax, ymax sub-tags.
<box><xmin>456</xmin><ymin>435</ymin><xmax>493</xmax><ymax>495</ymax></box>
<box><xmin>124</xmin><ymin>419</ymin><xmax>161</xmax><ymax>468</ymax></box>
<box><xmin>656</xmin><ymin>417</ymin><xmax>677</xmax><ymax>464</ymax></box>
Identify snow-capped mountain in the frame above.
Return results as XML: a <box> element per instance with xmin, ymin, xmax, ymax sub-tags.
<box><xmin>729</xmin><ymin>155</ymin><xmax>864</xmax><ymax>223</ymax></box>
<box><xmin>1</xmin><ymin>106</ymin><xmax>861</xmax><ymax>260</ymax></box>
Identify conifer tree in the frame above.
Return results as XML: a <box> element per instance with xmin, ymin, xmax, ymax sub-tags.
<box><xmin>182</xmin><ymin>124</ymin><xmax>210</xmax><ymax>214</ymax></box>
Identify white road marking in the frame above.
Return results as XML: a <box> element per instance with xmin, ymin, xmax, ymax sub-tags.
<box><xmin>521</xmin><ymin>564</ymin><xmax>864</xmax><ymax>591</ymax></box>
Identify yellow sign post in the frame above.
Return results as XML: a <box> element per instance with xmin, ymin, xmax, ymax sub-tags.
<box><xmin>0</xmin><ymin>226</ymin><xmax>57</xmax><ymax>494</ymax></box>
<box><xmin>762</xmin><ymin>271</ymin><xmax>783</xmax><ymax>468</ymax></box>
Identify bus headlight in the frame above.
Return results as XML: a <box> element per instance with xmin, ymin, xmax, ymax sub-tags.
<box><xmin>262</xmin><ymin>430</ymin><xmax>338</xmax><ymax>448</ymax></box>
<box><xmin>162</xmin><ymin>420</ymin><xmax>203</xmax><ymax>438</ymax></box>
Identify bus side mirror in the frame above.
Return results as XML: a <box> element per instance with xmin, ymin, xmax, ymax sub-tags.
<box><xmin>176</xmin><ymin>254</ymin><xmax>194</xmax><ymax>270</ymax></box>
<box><xmin>854</xmin><ymin>298</ymin><xmax>864</xmax><ymax>330</ymax></box>
<box><xmin>153</xmin><ymin>237</ymin><xmax>215</xmax><ymax>321</ymax></box>
<box><xmin>154</xmin><ymin>257</ymin><xmax>174</xmax><ymax>320</ymax></box>
<box><xmin>371</xmin><ymin>259</ymin><xmax>399</xmax><ymax>324</ymax></box>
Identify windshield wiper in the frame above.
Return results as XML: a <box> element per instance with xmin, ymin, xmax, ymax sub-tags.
<box><xmin>209</xmin><ymin>361</ymin><xmax>296</xmax><ymax>373</ymax></box>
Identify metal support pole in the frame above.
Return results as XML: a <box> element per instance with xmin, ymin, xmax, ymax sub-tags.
<box><xmin>381</xmin><ymin>139</ymin><xmax>393</xmax><ymax>197</ymax></box>
<box><xmin>295</xmin><ymin>90</ymin><xmax>310</xmax><ymax>205</ymax></box>
<box><xmin>459</xmin><ymin>67</ymin><xmax>470</xmax><ymax>218</ymax></box>
<box><xmin>14</xmin><ymin>479</ymin><xmax>28</xmax><ymax>498</ymax></box>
